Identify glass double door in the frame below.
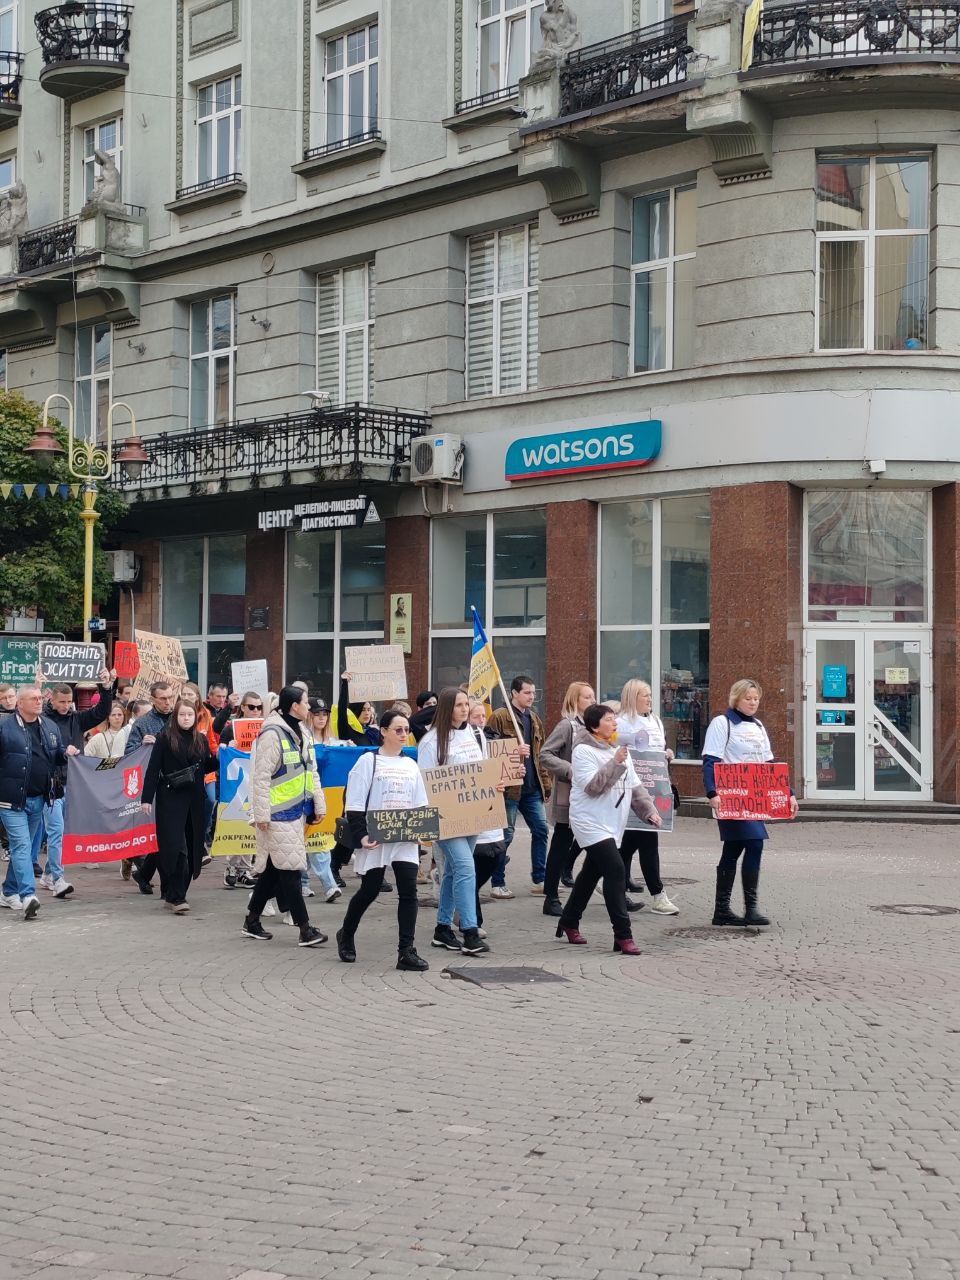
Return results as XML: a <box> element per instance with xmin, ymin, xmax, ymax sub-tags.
<box><xmin>805</xmin><ymin>631</ymin><xmax>931</xmax><ymax>801</ymax></box>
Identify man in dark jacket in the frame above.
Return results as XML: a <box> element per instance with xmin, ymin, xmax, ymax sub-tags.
<box><xmin>0</xmin><ymin>686</ymin><xmax>76</xmax><ymax>918</ymax></box>
<box><xmin>486</xmin><ymin>674</ymin><xmax>552</xmax><ymax>896</ymax></box>
<box><xmin>124</xmin><ymin>681</ymin><xmax>175</xmax><ymax>755</ymax></box>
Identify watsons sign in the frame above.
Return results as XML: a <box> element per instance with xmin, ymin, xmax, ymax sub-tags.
<box><xmin>505</xmin><ymin>421</ymin><xmax>662</xmax><ymax>482</ymax></box>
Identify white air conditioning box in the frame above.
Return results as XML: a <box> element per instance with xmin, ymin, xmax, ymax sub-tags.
<box><xmin>109</xmin><ymin>550</ymin><xmax>138</xmax><ymax>583</ymax></box>
<box><xmin>410</xmin><ymin>433</ymin><xmax>463</xmax><ymax>484</ymax></box>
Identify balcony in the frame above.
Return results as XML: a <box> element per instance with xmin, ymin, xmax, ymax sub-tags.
<box><xmin>0</xmin><ymin>52</ymin><xmax>23</xmax><ymax>128</ymax></box>
<box><xmin>558</xmin><ymin>17</ymin><xmax>695</xmax><ymax>119</ymax></box>
<box><xmin>292</xmin><ymin>130</ymin><xmax>386</xmax><ymax>177</ymax></box>
<box><xmin>113</xmin><ymin>404</ymin><xmax>432</xmax><ymax>500</ymax></box>
<box><xmin>35</xmin><ymin>3</ymin><xmax>132</xmax><ymax>98</ymax></box>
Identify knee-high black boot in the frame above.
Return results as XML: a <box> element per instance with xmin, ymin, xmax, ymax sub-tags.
<box><xmin>741</xmin><ymin>865</ymin><xmax>770</xmax><ymax>926</ymax></box>
<box><xmin>712</xmin><ymin>866</ymin><xmax>745</xmax><ymax>926</ymax></box>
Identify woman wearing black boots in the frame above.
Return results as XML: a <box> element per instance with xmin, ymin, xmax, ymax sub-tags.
<box><xmin>539</xmin><ymin>680</ymin><xmax>595</xmax><ymax>918</ymax></box>
<box><xmin>702</xmin><ymin>679</ymin><xmax>798</xmax><ymax>926</ymax></box>
<box><xmin>336</xmin><ymin>709</ymin><xmax>430</xmax><ymax>971</ymax></box>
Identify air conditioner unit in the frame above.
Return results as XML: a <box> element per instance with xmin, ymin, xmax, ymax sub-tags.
<box><xmin>109</xmin><ymin>550</ymin><xmax>138</xmax><ymax>584</ymax></box>
<box><xmin>410</xmin><ymin>433</ymin><xmax>464</xmax><ymax>484</ymax></box>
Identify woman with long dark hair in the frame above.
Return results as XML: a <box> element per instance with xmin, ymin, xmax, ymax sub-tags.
<box><xmin>140</xmin><ymin>698</ymin><xmax>211</xmax><ymax>914</ymax></box>
<box><xmin>539</xmin><ymin>680</ymin><xmax>595</xmax><ymax>917</ymax></box>
<box><xmin>418</xmin><ymin>687</ymin><xmax>490</xmax><ymax>955</ymax></box>
<box><xmin>335</xmin><ymin>708</ymin><xmax>430</xmax><ymax>970</ymax></box>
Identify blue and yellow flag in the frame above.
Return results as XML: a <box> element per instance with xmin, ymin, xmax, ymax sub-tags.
<box><xmin>469</xmin><ymin>606</ymin><xmax>499</xmax><ymax>703</ymax></box>
<box><xmin>741</xmin><ymin>0</ymin><xmax>763</xmax><ymax>70</ymax></box>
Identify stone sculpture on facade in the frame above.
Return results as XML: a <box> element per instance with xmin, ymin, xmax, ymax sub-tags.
<box><xmin>0</xmin><ymin>179</ymin><xmax>28</xmax><ymax>244</ymax></box>
<box><xmin>534</xmin><ymin>0</ymin><xmax>580</xmax><ymax>66</ymax></box>
<box><xmin>83</xmin><ymin>149</ymin><xmax>122</xmax><ymax>213</ymax></box>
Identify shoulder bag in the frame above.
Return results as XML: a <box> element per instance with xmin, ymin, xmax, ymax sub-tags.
<box><xmin>334</xmin><ymin>753</ymin><xmax>378</xmax><ymax>848</ymax></box>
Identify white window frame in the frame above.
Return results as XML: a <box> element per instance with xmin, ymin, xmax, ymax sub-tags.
<box><xmin>0</xmin><ymin>151</ymin><xmax>14</xmax><ymax>193</ymax></box>
<box><xmin>74</xmin><ymin>322</ymin><xmax>112</xmax><ymax>443</ymax></box>
<box><xmin>630</xmin><ymin>184</ymin><xmax>696</xmax><ymax>375</ymax></box>
<box><xmin>0</xmin><ymin>1</ymin><xmax>17</xmax><ymax>52</ymax></box>
<box><xmin>196</xmin><ymin>71</ymin><xmax>242</xmax><ymax>185</ymax></box>
<box><xmin>597</xmin><ymin>497</ymin><xmax>711</xmax><ymax>761</ymax></box>
<box><xmin>323</xmin><ymin>22</ymin><xmax>379</xmax><ymax>146</ymax></box>
<box><xmin>477</xmin><ymin>0</ymin><xmax>544</xmax><ymax>96</ymax></box>
<box><xmin>160</xmin><ymin>537</ymin><xmax>245</xmax><ymax>695</ymax></box>
<box><xmin>315</xmin><ymin>263</ymin><xmax>375</xmax><ymax>404</ymax></box>
<box><xmin>189</xmin><ymin>295</ymin><xmax>236</xmax><ymax>429</ymax></box>
<box><xmin>0</xmin><ymin>347</ymin><xmax>7</xmax><ymax>391</ymax></box>
<box><xmin>82</xmin><ymin>114</ymin><xmax>123</xmax><ymax>205</ymax></box>
<box><xmin>815</xmin><ymin>153</ymin><xmax>930</xmax><ymax>354</ymax></box>
<box><xmin>466</xmin><ymin>222</ymin><xmax>539</xmax><ymax>399</ymax></box>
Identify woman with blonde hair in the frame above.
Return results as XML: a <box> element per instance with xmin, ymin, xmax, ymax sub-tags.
<box><xmin>539</xmin><ymin>680</ymin><xmax>595</xmax><ymax>917</ymax></box>
<box><xmin>702</xmin><ymin>678</ymin><xmax>797</xmax><ymax>926</ymax></box>
<box><xmin>615</xmin><ymin>680</ymin><xmax>679</xmax><ymax>915</ymax></box>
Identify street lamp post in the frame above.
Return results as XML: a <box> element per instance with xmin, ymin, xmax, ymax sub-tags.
<box><xmin>25</xmin><ymin>394</ymin><xmax>149</xmax><ymax>642</ymax></box>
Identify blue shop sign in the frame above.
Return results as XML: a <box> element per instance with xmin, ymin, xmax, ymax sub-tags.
<box><xmin>822</xmin><ymin>664</ymin><xmax>848</xmax><ymax>699</ymax></box>
<box><xmin>505</xmin><ymin>420</ymin><xmax>662</xmax><ymax>482</ymax></box>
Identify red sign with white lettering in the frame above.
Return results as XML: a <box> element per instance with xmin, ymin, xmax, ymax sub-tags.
<box><xmin>714</xmin><ymin>762</ymin><xmax>793</xmax><ymax>821</ymax></box>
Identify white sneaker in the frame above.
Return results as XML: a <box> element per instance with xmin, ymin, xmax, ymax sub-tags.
<box><xmin>53</xmin><ymin>878</ymin><xmax>75</xmax><ymax>899</ymax></box>
<box><xmin>39</xmin><ymin>871</ymin><xmax>54</xmax><ymax>891</ymax></box>
<box><xmin>303</xmin><ymin>886</ymin><xmax>315</xmax><ymax>898</ymax></box>
<box><xmin>281</xmin><ymin>912</ymin><xmax>298</xmax><ymax>925</ymax></box>
<box><xmin>0</xmin><ymin>892</ymin><xmax>23</xmax><ymax>910</ymax></box>
<box><xmin>651</xmin><ymin>892</ymin><xmax>680</xmax><ymax>915</ymax></box>
<box><xmin>489</xmin><ymin>886</ymin><xmax>514</xmax><ymax>900</ymax></box>
<box><xmin>325</xmin><ymin>885</ymin><xmax>342</xmax><ymax>903</ymax></box>
<box><xmin>21</xmin><ymin>895</ymin><xmax>40</xmax><ymax>920</ymax></box>
<box><xmin>261</xmin><ymin>899</ymin><xmax>277</xmax><ymax>917</ymax></box>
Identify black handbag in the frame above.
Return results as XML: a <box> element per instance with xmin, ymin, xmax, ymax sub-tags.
<box><xmin>163</xmin><ymin>762</ymin><xmax>198</xmax><ymax>792</ymax></box>
<box><xmin>335</xmin><ymin>754</ymin><xmax>378</xmax><ymax>848</ymax></box>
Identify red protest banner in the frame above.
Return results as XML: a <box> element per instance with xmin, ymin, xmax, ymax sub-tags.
<box><xmin>113</xmin><ymin>640</ymin><xmax>141</xmax><ymax>681</ymax></box>
<box><xmin>714</xmin><ymin>762</ymin><xmax>793</xmax><ymax>821</ymax></box>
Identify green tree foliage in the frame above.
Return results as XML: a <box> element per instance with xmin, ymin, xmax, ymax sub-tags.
<box><xmin>0</xmin><ymin>391</ymin><xmax>127</xmax><ymax>633</ymax></box>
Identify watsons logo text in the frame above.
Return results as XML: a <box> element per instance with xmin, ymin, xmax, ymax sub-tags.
<box><xmin>505</xmin><ymin>421</ymin><xmax>662</xmax><ymax>482</ymax></box>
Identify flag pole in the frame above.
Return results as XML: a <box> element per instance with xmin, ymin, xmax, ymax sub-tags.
<box><xmin>471</xmin><ymin>605</ymin><xmax>523</xmax><ymax>740</ymax></box>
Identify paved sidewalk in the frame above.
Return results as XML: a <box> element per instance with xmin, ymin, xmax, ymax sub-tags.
<box><xmin>0</xmin><ymin>819</ymin><xmax>958</xmax><ymax>1280</ymax></box>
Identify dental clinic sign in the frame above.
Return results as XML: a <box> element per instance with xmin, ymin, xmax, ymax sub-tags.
<box><xmin>504</xmin><ymin>420</ymin><xmax>662</xmax><ymax>483</ymax></box>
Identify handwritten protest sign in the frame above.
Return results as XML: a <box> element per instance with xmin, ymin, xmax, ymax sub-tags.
<box><xmin>487</xmin><ymin>736</ymin><xmax>526</xmax><ymax>785</ymax></box>
<box><xmin>345</xmin><ymin>644</ymin><xmax>408</xmax><ymax>702</ymax></box>
<box><xmin>421</xmin><ymin>756</ymin><xmax>506</xmax><ymax>839</ymax></box>
<box><xmin>132</xmin><ymin>630</ymin><xmax>188</xmax><ymax>701</ymax></box>
<box><xmin>367</xmin><ymin>805</ymin><xmax>440</xmax><ymax>844</ymax></box>
<box><xmin>231</xmin><ymin>718</ymin><xmax>263</xmax><ymax>752</ymax></box>
<box><xmin>38</xmin><ymin>640</ymin><xmax>105</xmax><ymax>683</ymax></box>
<box><xmin>113</xmin><ymin>640</ymin><xmax>140</xmax><ymax>682</ymax></box>
<box><xmin>714</xmin><ymin>762</ymin><xmax>793</xmax><ymax>821</ymax></box>
<box><xmin>231</xmin><ymin>659</ymin><xmax>269</xmax><ymax>701</ymax></box>
<box><xmin>626</xmin><ymin>749</ymin><xmax>675</xmax><ymax>833</ymax></box>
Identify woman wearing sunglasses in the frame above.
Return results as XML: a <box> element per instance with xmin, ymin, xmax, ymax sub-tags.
<box><xmin>218</xmin><ymin>691</ymin><xmax>264</xmax><ymax>890</ymax></box>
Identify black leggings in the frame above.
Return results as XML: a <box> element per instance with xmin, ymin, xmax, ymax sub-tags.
<box><xmin>330</xmin><ymin>842</ymin><xmax>352</xmax><ymax>875</ymax></box>
<box><xmin>474</xmin><ymin>842</ymin><xmax>504</xmax><ymax>928</ymax></box>
<box><xmin>341</xmin><ymin>861</ymin><xmax>418</xmax><ymax>949</ymax></box>
<box><xmin>619</xmin><ymin>829</ymin><xmax>663</xmax><ymax>896</ymax></box>
<box><xmin>718</xmin><ymin>839</ymin><xmax>763</xmax><ymax>875</ymax></box>
<box><xmin>560</xmin><ymin>837</ymin><xmax>632</xmax><ymax>941</ymax></box>
<box><xmin>543</xmin><ymin>821</ymin><xmax>580</xmax><ymax>899</ymax></box>
<box><xmin>248</xmin><ymin>859</ymin><xmax>309</xmax><ymax>928</ymax></box>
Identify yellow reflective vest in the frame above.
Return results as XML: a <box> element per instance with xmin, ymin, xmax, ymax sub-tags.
<box><xmin>264</xmin><ymin>727</ymin><xmax>315</xmax><ymax>823</ymax></box>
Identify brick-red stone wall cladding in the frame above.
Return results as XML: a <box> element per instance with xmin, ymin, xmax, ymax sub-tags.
<box><xmin>244</xmin><ymin>530</ymin><xmax>285</xmax><ymax>687</ymax></box>
<box><xmin>546</xmin><ymin>500</ymin><xmax>597</xmax><ymax>724</ymax></box>
<box><xmin>385</xmin><ymin>515</ymin><xmax>431</xmax><ymax>699</ymax></box>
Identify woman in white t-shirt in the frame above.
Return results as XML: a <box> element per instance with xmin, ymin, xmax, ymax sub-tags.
<box><xmin>558</xmin><ymin>703</ymin><xmax>662</xmax><ymax>955</ymax></box>
<box><xmin>84</xmin><ymin>700</ymin><xmax>130</xmax><ymax>760</ymax></box>
<box><xmin>336</xmin><ymin>709</ymin><xmax>430</xmax><ymax>971</ymax></box>
<box><xmin>702</xmin><ymin>678</ymin><xmax>798</xmax><ymax>927</ymax></box>
<box><xmin>615</xmin><ymin>680</ymin><xmax>679</xmax><ymax>915</ymax></box>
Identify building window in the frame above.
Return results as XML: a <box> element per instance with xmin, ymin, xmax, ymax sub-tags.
<box><xmin>75</xmin><ymin>322</ymin><xmax>111</xmax><ymax>442</ymax></box>
<box><xmin>82</xmin><ymin>116</ymin><xmax>123</xmax><ymax>204</ymax></box>
<box><xmin>598</xmin><ymin>495</ymin><xmax>710</xmax><ymax>760</ymax></box>
<box><xmin>466</xmin><ymin>223</ymin><xmax>539</xmax><ymax>399</ymax></box>
<box><xmin>0</xmin><ymin>348</ymin><xmax>6</xmax><ymax>390</ymax></box>
<box><xmin>0</xmin><ymin>2</ymin><xmax>16</xmax><ymax>51</ymax></box>
<box><xmin>161</xmin><ymin>535</ymin><xmax>246</xmax><ymax>689</ymax></box>
<box><xmin>285</xmin><ymin>523</ymin><xmax>385</xmax><ymax>700</ymax></box>
<box><xmin>430</xmin><ymin>509</ymin><xmax>546</xmax><ymax>703</ymax></box>
<box><xmin>196</xmin><ymin>72</ymin><xmax>241</xmax><ymax>183</ymax></box>
<box><xmin>478</xmin><ymin>0</ymin><xmax>544</xmax><ymax>95</ymax></box>
<box><xmin>324</xmin><ymin>23</ymin><xmax>378</xmax><ymax>145</ymax></box>
<box><xmin>631</xmin><ymin>184</ymin><xmax>696</xmax><ymax>373</ymax></box>
<box><xmin>806</xmin><ymin>490</ymin><xmax>929</xmax><ymax>623</ymax></box>
<box><xmin>0</xmin><ymin>154</ymin><xmax>14</xmax><ymax>192</ymax></box>
<box><xmin>816</xmin><ymin>155</ymin><xmax>929</xmax><ymax>351</ymax></box>
<box><xmin>316</xmin><ymin>263</ymin><xmax>374</xmax><ymax>403</ymax></box>
<box><xmin>190</xmin><ymin>295</ymin><xmax>236</xmax><ymax>428</ymax></box>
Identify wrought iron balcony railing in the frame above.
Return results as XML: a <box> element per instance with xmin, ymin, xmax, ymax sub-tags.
<box><xmin>113</xmin><ymin>404</ymin><xmax>432</xmax><ymax>493</ymax></box>
<box><xmin>559</xmin><ymin>16</ymin><xmax>694</xmax><ymax>118</ymax></box>
<box><xmin>302</xmin><ymin>129</ymin><xmax>383</xmax><ymax>162</ymax></box>
<box><xmin>750</xmin><ymin>1</ymin><xmax>960</xmax><ymax>68</ymax></box>
<box><xmin>455</xmin><ymin>85</ymin><xmax>519</xmax><ymax>114</ymax></box>
<box><xmin>17</xmin><ymin>217</ymin><xmax>81</xmax><ymax>273</ymax></box>
<box><xmin>174</xmin><ymin>172</ymin><xmax>244</xmax><ymax>201</ymax></box>
<box><xmin>0</xmin><ymin>51</ymin><xmax>23</xmax><ymax>104</ymax></box>
<box><xmin>35</xmin><ymin>3</ymin><xmax>132</xmax><ymax>66</ymax></box>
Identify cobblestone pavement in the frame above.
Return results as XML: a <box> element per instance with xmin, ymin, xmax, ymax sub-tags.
<box><xmin>0</xmin><ymin>819</ymin><xmax>959</xmax><ymax>1280</ymax></box>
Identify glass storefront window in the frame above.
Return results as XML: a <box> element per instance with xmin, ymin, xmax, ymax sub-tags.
<box><xmin>431</xmin><ymin>634</ymin><xmax>546</xmax><ymax>712</ymax></box>
<box><xmin>493</xmin><ymin>510</ymin><xmax>546</xmax><ymax>628</ymax></box>
<box><xmin>207</xmin><ymin>535</ymin><xmax>246</xmax><ymax>634</ymax></box>
<box><xmin>207</xmin><ymin>639</ymin><xmax>245</xmax><ymax>689</ymax></box>
<box><xmin>807</xmin><ymin>490</ymin><xmax>928</xmax><ymax>622</ymax></box>
<box><xmin>598</xmin><ymin>630</ymin><xmax>653</xmax><ymax>702</ymax></box>
<box><xmin>600</xmin><ymin>499</ymin><xmax>652</xmax><ymax>626</ymax></box>
<box><xmin>161</xmin><ymin>536</ymin><xmax>245</xmax><ymax>691</ymax></box>
<box><xmin>285</xmin><ymin>639</ymin><xmax>334</xmax><ymax>701</ymax></box>
<box><xmin>431</xmin><ymin>514</ymin><xmax>487</xmax><ymax>629</ymax></box>
<box><xmin>660</xmin><ymin>629</ymin><xmax>709</xmax><ymax>760</ymax></box>
<box><xmin>161</xmin><ymin>540</ymin><xmax>203</xmax><ymax>636</ymax></box>
<box><xmin>340</xmin><ymin>525</ymin><xmax>385</xmax><ymax>632</ymax></box>
<box><xmin>287</xmin><ymin>530</ymin><xmax>336</xmax><ymax>634</ymax></box>
<box><xmin>661</xmin><ymin>495</ymin><xmax>710</xmax><ymax>624</ymax></box>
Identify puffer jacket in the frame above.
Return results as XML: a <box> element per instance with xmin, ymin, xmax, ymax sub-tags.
<box><xmin>248</xmin><ymin>712</ymin><xmax>324</xmax><ymax>872</ymax></box>
<box><xmin>540</xmin><ymin>714</ymin><xmax>583</xmax><ymax>824</ymax></box>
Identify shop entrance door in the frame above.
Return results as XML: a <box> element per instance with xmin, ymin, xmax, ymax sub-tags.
<box><xmin>804</xmin><ymin>631</ymin><xmax>931</xmax><ymax>802</ymax></box>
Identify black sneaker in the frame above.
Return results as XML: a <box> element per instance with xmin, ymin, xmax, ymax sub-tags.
<box><xmin>333</xmin><ymin>869</ymin><xmax>346</xmax><ymax>889</ymax></box>
<box><xmin>131</xmin><ymin>870</ymin><xmax>154</xmax><ymax>895</ymax></box>
<box><xmin>242</xmin><ymin>917</ymin><xmax>272</xmax><ymax>940</ymax></box>
<box><xmin>379</xmin><ymin>880</ymin><xmax>394</xmax><ymax>893</ymax></box>
<box><xmin>626</xmin><ymin>898</ymin><xmax>645</xmax><ymax>912</ymax></box>
<box><xmin>237</xmin><ymin>870</ymin><xmax>258</xmax><ymax>888</ymax></box>
<box><xmin>460</xmin><ymin>928</ymin><xmax>490</xmax><ymax>955</ymax></box>
<box><xmin>432</xmin><ymin>924</ymin><xmax>461</xmax><ymax>951</ymax></box>
<box><xmin>397</xmin><ymin>946</ymin><xmax>429</xmax><ymax>972</ymax></box>
<box><xmin>336</xmin><ymin>927</ymin><xmax>356</xmax><ymax>963</ymax></box>
<box><xmin>223</xmin><ymin>870</ymin><xmax>238</xmax><ymax>889</ymax></box>
<box><xmin>560</xmin><ymin>872</ymin><xmax>575</xmax><ymax>889</ymax></box>
<box><xmin>542</xmin><ymin>897</ymin><xmax>564</xmax><ymax>917</ymax></box>
<box><xmin>298</xmin><ymin>926</ymin><xmax>327</xmax><ymax>948</ymax></box>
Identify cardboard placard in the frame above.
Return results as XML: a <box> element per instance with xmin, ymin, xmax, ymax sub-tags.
<box><xmin>421</xmin><ymin>756</ymin><xmax>507</xmax><ymax>839</ymax></box>
<box><xmin>345</xmin><ymin>644</ymin><xmax>408</xmax><ymax>702</ymax></box>
<box><xmin>367</xmin><ymin>805</ymin><xmax>441</xmax><ymax>845</ymax></box>
<box><xmin>487</xmin><ymin>736</ymin><xmax>526</xmax><ymax>785</ymax></box>
<box><xmin>132</xmin><ymin>630</ymin><xmax>188</xmax><ymax>702</ymax></box>
<box><xmin>714</xmin><ymin>762</ymin><xmax>793</xmax><ymax>822</ymax></box>
<box><xmin>113</xmin><ymin>640</ymin><xmax>141</xmax><ymax>682</ymax></box>
<box><xmin>626</xmin><ymin>749</ymin><xmax>675</xmax><ymax>833</ymax></box>
<box><xmin>231</xmin><ymin>718</ymin><xmax>263</xmax><ymax>752</ymax></box>
<box><xmin>38</xmin><ymin>640</ymin><xmax>105</xmax><ymax>684</ymax></box>
<box><xmin>231</xmin><ymin>658</ymin><xmax>270</xmax><ymax>701</ymax></box>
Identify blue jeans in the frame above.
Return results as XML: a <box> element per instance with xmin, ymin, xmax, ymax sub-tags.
<box><xmin>437</xmin><ymin>836</ymin><xmax>478</xmax><ymax>932</ymax></box>
<box><xmin>1</xmin><ymin>795</ymin><xmax>46</xmax><ymax>900</ymax></box>
<box><xmin>494</xmin><ymin>790</ymin><xmax>549</xmax><ymax>886</ymax></box>
<box><xmin>42</xmin><ymin>796</ymin><xmax>65</xmax><ymax>882</ymax></box>
<box><xmin>306</xmin><ymin>851</ymin><xmax>337</xmax><ymax>895</ymax></box>
<box><xmin>204</xmin><ymin>780</ymin><xmax>216</xmax><ymax>841</ymax></box>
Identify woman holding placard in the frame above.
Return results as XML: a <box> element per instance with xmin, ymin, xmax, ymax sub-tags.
<box><xmin>336</xmin><ymin>709</ymin><xmax>430</xmax><ymax>971</ymax></box>
<box><xmin>702</xmin><ymin>679</ymin><xmax>798</xmax><ymax>927</ymax></box>
<box><xmin>418</xmin><ymin>687</ymin><xmax>491</xmax><ymax>956</ymax></box>
<box><xmin>615</xmin><ymin>680</ymin><xmax>679</xmax><ymax>916</ymax></box>
<box><xmin>540</xmin><ymin>680</ymin><xmax>595</xmax><ymax>917</ymax></box>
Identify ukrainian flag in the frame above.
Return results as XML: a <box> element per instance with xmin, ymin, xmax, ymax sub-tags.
<box><xmin>469</xmin><ymin>606</ymin><xmax>499</xmax><ymax>703</ymax></box>
<box><xmin>741</xmin><ymin>0</ymin><xmax>763</xmax><ymax>70</ymax></box>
